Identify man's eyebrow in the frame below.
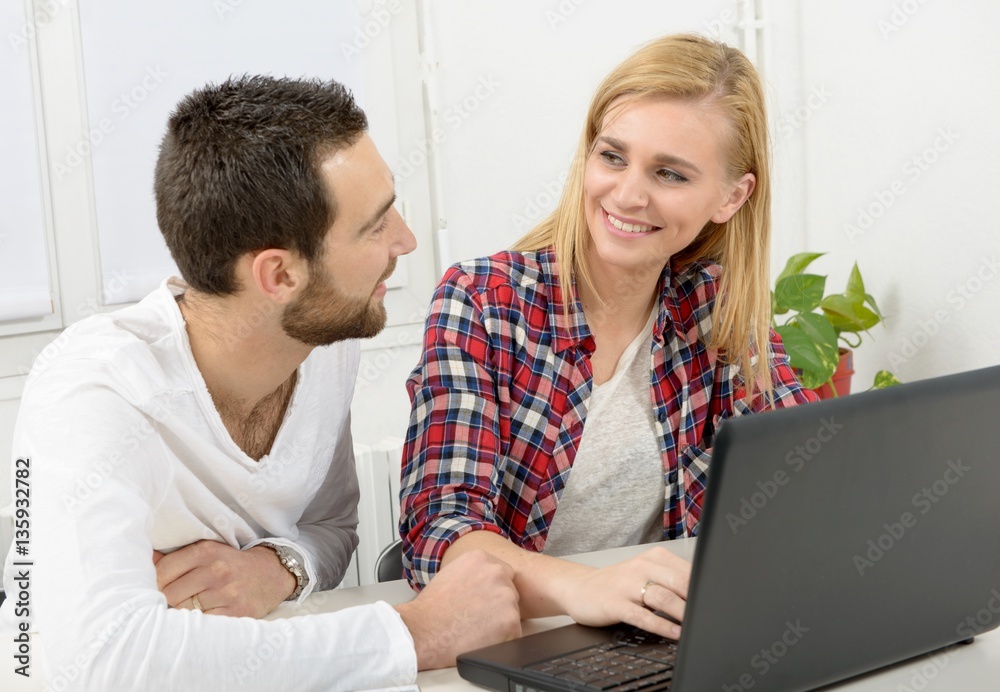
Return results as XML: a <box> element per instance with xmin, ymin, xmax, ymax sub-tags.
<box><xmin>596</xmin><ymin>135</ymin><xmax>702</xmax><ymax>174</ymax></box>
<box><xmin>358</xmin><ymin>192</ymin><xmax>397</xmax><ymax>236</ymax></box>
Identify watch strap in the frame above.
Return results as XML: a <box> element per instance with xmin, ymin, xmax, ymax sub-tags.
<box><xmin>259</xmin><ymin>541</ymin><xmax>309</xmax><ymax>601</ymax></box>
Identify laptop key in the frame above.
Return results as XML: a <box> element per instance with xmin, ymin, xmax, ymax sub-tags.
<box><xmin>555</xmin><ymin>671</ymin><xmax>598</xmax><ymax>686</ymax></box>
<box><xmin>522</xmin><ymin>641</ymin><xmax>676</xmax><ymax>692</ymax></box>
<box><xmin>634</xmin><ymin>648</ymin><xmax>677</xmax><ymax>665</ymax></box>
<box><xmin>598</xmin><ymin>676</ymin><xmax>629</xmax><ymax>689</ymax></box>
<box><xmin>630</xmin><ymin>670</ymin><xmax>674</xmax><ymax>690</ymax></box>
<box><xmin>524</xmin><ymin>662</ymin><xmax>561</xmax><ymax>673</ymax></box>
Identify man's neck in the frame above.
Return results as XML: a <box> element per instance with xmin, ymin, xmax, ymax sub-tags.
<box><xmin>177</xmin><ymin>290</ymin><xmax>311</xmax><ymax>419</ymax></box>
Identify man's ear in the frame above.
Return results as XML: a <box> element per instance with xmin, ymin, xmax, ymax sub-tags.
<box><xmin>249</xmin><ymin>249</ymin><xmax>307</xmax><ymax>304</ymax></box>
<box><xmin>710</xmin><ymin>172</ymin><xmax>756</xmax><ymax>224</ymax></box>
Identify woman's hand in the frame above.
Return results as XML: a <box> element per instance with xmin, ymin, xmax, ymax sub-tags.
<box><xmin>557</xmin><ymin>546</ymin><xmax>691</xmax><ymax>640</ymax></box>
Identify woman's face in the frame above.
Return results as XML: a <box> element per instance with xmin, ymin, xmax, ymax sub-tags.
<box><xmin>582</xmin><ymin>95</ymin><xmax>755</xmax><ymax>280</ymax></box>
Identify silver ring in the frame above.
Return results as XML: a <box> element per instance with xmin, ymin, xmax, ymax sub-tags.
<box><xmin>640</xmin><ymin>579</ymin><xmax>657</xmax><ymax>605</ymax></box>
<box><xmin>191</xmin><ymin>594</ymin><xmax>203</xmax><ymax>611</ymax></box>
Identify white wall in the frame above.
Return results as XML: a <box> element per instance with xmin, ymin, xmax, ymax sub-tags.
<box><xmin>0</xmin><ymin>0</ymin><xmax>439</xmax><ymax>561</ymax></box>
<box><xmin>421</xmin><ymin>0</ymin><xmax>1000</xmax><ymax>393</ymax></box>
<box><xmin>784</xmin><ymin>0</ymin><xmax>1000</xmax><ymax>388</ymax></box>
<box><xmin>3</xmin><ymin>1</ymin><xmax>1000</xmax><ymax>560</ymax></box>
<box><xmin>423</xmin><ymin>0</ymin><xmax>741</xmax><ymax>265</ymax></box>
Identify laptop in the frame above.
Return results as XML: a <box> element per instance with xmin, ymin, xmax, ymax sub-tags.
<box><xmin>457</xmin><ymin>364</ymin><xmax>1000</xmax><ymax>691</ymax></box>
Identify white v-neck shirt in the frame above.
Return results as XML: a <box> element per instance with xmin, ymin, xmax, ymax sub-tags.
<box><xmin>543</xmin><ymin>309</ymin><xmax>664</xmax><ymax>556</ymax></box>
<box><xmin>0</xmin><ymin>279</ymin><xmax>416</xmax><ymax>690</ymax></box>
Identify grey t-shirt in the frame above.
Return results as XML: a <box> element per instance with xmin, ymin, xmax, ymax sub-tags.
<box><xmin>543</xmin><ymin>309</ymin><xmax>665</xmax><ymax>557</ymax></box>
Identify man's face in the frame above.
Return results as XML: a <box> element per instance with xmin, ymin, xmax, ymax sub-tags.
<box><xmin>281</xmin><ymin>134</ymin><xmax>416</xmax><ymax>346</ymax></box>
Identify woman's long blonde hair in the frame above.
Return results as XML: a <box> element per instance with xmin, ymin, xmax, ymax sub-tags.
<box><xmin>513</xmin><ymin>33</ymin><xmax>774</xmax><ymax>402</ymax></box>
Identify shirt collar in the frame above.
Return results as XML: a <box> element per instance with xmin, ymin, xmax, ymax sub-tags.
<box><xmin>536</xmin><ymin>247</ymin><xmax>592</xmax><ymax>355</ymax></box>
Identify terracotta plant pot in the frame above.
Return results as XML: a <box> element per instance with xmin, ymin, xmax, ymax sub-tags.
<box><xmin>811</xmin><ymin>348</ymin><xmax>854</xmax><ymax>400</ymax></box>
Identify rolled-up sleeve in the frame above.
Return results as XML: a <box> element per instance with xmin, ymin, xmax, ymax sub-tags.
<box><xmin>399</xmin><ymin>267</ymin><xmax>508</xmax><ymax>588</ymax></box>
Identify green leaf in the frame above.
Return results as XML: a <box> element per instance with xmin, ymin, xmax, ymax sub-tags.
<box><xmin>775</xmin><ymin>324</ymin><xmax>823</xmax><ymax>380</ymax></box>
<box><xmin>776</xmin><ymin>315</ymin><xmax>839</xmax><ymax>389</ymax></box>
<box><xmin>794</xmin><ymin>312</ymin><xmax>840</xmax><ymax>355</ymax></box>
<box><xmin>872</xmin><ymin>370</ymin><xmax>902</xmax><ymax>389</ymax></box>
<box><xmin>776</xmin><ymin>252</ymin><xmax>826</xmax><ymax>285</ymax></box>
<box><xmin>774</xmin><ymin>274</ymin><xmax>826</xmax><ymax>314</ymax></box>
<box><xmin>864</xmin><ymin>292</ymin><xmax>885</xmax><ymax>321</ymax></box>
<box><xmin>845</xmin><ymin>262</ymin><xmax>866</xmax><ymax>299</ymax></box>
<box><xmin>821</xmin><ymin>294</ymin><xmax>880</xmax><ymax>333</ymax></box>
<box><xmin>843</xmin><ymin>264</ymin><xmax>886</xmax><ymax>324</ymax></box>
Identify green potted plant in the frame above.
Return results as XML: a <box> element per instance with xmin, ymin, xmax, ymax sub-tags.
<box><xmin>771</xmin><ymin>252</ymin><xmax>900</xmax><ymax>398</ymax></box>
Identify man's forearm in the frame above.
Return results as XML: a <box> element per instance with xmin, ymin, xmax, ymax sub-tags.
<box><xmin>292</xmin><ymin>523</ymin><xmax>357</xmax><ymax>591</ymax></box>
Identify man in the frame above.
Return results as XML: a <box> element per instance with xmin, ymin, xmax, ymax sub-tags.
<box><xmin>0</xmin><ymin>76</ymin><xmax>520</xmax><ymax>690</ymax></box>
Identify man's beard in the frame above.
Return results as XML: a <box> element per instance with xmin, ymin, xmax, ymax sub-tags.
<box><xmin>281</xmin><ymin>259</ymin><xmax>395</xmax><ymax>346</ymax></box>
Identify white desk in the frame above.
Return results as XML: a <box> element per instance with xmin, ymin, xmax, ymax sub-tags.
<box><xmin>4</xmin><ymin>539</ymin><xmax>997</xmax><ymax>690</ymax></box>
<box><xmin>267</xmin><ymin>538</ymin><xmax>1000</xmax><ymax>691</ymax></box>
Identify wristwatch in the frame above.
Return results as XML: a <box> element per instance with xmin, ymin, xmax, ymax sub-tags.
<box><xmin>259</xmin><ymin>542</ymin><xmax>309</xmax><ymax>601</ymax></box>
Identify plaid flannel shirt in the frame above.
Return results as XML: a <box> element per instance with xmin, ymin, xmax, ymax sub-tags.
<box><xmin>400</xmin><ymin>248</ymin><xmax>816</xmax><ymax>587</ymax></box>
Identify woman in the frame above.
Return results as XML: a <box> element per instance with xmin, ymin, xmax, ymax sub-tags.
<box><xmin>399</xmin><ymin>33</ymin><xmax>817</xmax><ymax>639</ymax></box>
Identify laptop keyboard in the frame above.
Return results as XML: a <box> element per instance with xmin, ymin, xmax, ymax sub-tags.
<box><xmin>521</xmin><ymin>626</ymin><xmax>678</xmax><ymax>691</ymax></box>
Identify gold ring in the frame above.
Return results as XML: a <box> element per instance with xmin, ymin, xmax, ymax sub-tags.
<box><xmin>192</xmin><ymin>594</ymin><xmax>203</xmax><ymax>611</ymax></box>
<box><xmin>640</xmin><ymin>579</ymin><xmax>657</xmax><ymax>605</ymax></box>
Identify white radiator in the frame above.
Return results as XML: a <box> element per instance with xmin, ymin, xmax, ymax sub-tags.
<box><xmin>340</xmin><ymin>437</ymin><xmax>406</xmax><ymax>587</ymax></box>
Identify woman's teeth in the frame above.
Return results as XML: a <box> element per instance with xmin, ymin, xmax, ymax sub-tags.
<box><xmin>606</xmin><ymin>211</ymin><xmax>657</xmax><ymax>233</ymax></box>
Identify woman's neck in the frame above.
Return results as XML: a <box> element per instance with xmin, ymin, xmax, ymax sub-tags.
<box><xmin>577</xmin><ymin>259</ymin><xmax>662</xmax><ymax>335</ymax></box>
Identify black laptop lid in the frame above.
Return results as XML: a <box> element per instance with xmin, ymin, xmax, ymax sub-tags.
<box><xmin>671</xmin><ymin>365</ymin><xmax>1000</xmax><ymax>691</ymax></box>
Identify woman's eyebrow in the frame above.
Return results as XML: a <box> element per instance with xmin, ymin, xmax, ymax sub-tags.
<box><xmin>596</xmin><ymin>135</ymin><xmax>702</xmax><ymax>174</ymax></box>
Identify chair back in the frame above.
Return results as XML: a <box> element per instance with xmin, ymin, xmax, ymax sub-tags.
<box><xmin>374</xmin><ymin>539</ymin><xmax>404</xmax><ymax>583</ymax></box>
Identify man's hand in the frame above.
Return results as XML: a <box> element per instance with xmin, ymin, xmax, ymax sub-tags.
<box><xmin>558</xmin><ymin>546</ymin><xmax>691</xmax><ymax>640</ymax></box>
<box><xmin>153</xmin><ymin>540</ymin><xmax>297</xmax><ymax>618</ymax></box>
<box><xmin>394</xmin><ymin>550</ymin><xmax>521</xmax><ymax>670</ymax></box>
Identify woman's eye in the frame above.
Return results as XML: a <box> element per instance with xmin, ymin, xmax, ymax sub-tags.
<box><xmin>658</xmin><ymin>169</ymin><xmax>688</xmax><ymax>183</ymax></box>
<box><xmin>600</xmin><ymin>151</ymin><xmax>625</xmax><ymax>165</ymax></box>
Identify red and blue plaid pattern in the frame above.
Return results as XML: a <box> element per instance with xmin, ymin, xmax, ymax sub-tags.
<box><xmin>400</xmin><ymin>248</ymin><xmax>816</xmax><ymax>587</ymax></box>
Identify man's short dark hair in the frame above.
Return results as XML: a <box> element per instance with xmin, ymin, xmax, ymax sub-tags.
<box><xmin>154</xmin><ymin>75</ymin><xmax>368</xmax><ymax>295</ymax></box>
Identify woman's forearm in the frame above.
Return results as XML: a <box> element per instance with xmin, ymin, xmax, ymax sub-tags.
<box><xmin>442</xmin><ymin>530</ymin><xmax>595</xmax><ymax>619</ymax></box>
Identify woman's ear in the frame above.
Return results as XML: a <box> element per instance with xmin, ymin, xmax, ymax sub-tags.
<box><xmin>711</xmin><ymin>172</ymin><xmax>756</xmax><ymax>224</ymax></box>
